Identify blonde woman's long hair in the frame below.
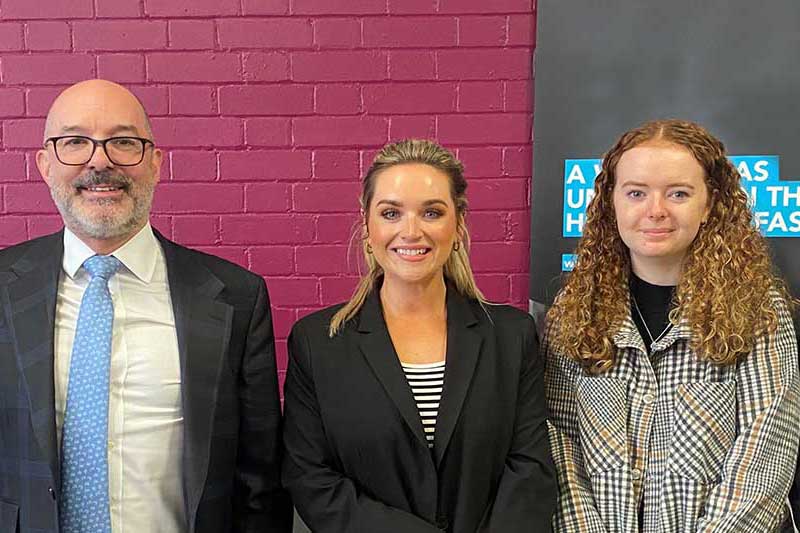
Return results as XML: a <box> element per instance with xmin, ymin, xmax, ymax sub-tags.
<box><xmin>328</xmin><ymin>139</ymin><xmax>485</xmax><ymax>336</ymax></box>
<box><xmin>547</xmin><ymin>119</ymin><xmax>794</xmax><ymax>374</ymax></box>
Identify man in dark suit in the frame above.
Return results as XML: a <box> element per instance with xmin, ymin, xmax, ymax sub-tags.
<box><xmin>0</xmin><ymin>79</ymin><xmax>291</xmax><ymax>532</ymax></box>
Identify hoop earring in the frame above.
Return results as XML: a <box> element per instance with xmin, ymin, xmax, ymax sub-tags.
<box><xmin>453</xmin><ymin>241</ymin><xmax>460</xmax><ymax>251</ymax></box>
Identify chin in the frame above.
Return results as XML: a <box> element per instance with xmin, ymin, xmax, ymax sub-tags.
<box><xmin>635</xmin><ymin>241</ymin><xmax>677</xmax><ymax>254</ymax></box>
<box><xmin>397</xmin><ymin>270</ymin><xmax>444</xmax><ymax>285</ymax></box>
<box><xmin>635</xmin><ymin>250</ymin><xmax>674</xmax><ymax>260</ymax></box>
<box><xmin>67</xmin><ymin>209</ymin><xmax>140</xmax><ymax>240</ymax></box>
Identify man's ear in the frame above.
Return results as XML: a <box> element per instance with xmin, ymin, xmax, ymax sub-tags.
<box><xmin>35</xmin><ymin>148</ymin><xmax>53</xmax><ymax>185</ymax></box>
<box><xmin>150</xmin><ymin>147</ymin><xmax>163</xmax><ymax>184</ymax></box>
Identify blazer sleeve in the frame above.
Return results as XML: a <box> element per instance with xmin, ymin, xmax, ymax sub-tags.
<box><xmin>695</xmin><ymin>300</ymin><xmax>800</xmax><ymax>532</ymax></box>
<box><xmin>281</xmin><ymin>323</ymin><xmax>444</xmax><ymax>533</ymax></box>
<box><xmin>544</xmin><ymin>333</ymin><xmax>609</xmax><ymax>533</ymax></box>
<box><xmin>479</xmin><ymin>316</ymin><xmax>557</xmax><ymax>532</ymax></box>
<box><xmin>233</xmin><ymin>278</ymin><xmax>293</xmax><ymax>533</ymax></box>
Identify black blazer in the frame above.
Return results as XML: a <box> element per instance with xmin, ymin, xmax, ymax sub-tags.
<box><xmin>0</xmin><ymin>230</ymin><xmax>292</xmax><ymax>533</ymax></box>
<box><xmin>282</xmin><ymin>285</ymin><xmax>556</xmax><ymax>533</ymax></box>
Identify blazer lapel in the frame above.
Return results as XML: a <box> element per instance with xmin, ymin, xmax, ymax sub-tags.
<box><xmin>433</xmin><ymin>288</ymin><xmax>482</xmax><ymax>467</ymax></box>
<box><xmin>3</xmin><ymin>232</ymin><xmax>63</xmax><ymax>486</ymax></box>
<box><xmin>157</xmin><ymin>234</ymin><xmax>233</xmax><ymax>524</ymax></box>
<box><xmin>356</xmin><ymin>292</ymin><xmax>429</xmax><ymax>449</ymax></box>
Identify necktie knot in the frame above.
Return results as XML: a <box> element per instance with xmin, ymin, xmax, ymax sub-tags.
<box><xmin>83</xmin><ymin>255</ymin><xmax>121</xmax><ymax>281</ymax></box>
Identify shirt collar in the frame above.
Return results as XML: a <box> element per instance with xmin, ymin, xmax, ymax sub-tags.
<box><xmin>62</xmin><ymin>223</ymin><xmax>160</xmax><ymax>283</ymax></box>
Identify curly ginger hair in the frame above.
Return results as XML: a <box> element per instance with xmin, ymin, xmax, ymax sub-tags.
<box><xmin>547</xmin><ymin>119</ymin><xmax>794</xmax><ymax>374</ymax></box>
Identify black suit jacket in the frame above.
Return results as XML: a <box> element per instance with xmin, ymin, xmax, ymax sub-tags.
<box><xmin>0</xmin><ymin>230</ymin><xmax>292</xmax><ymax>533</ymax></box>
<box><xmin>282</xmin><ymin>286</ymin><xmax>556</xmax><ymax>533</ymax></box>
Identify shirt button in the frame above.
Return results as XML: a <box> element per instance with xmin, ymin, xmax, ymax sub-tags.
<box><xmin>48</xmin><ymin>487</ymin><xmax>56</xmax><ymax>500</ymax></box>
<box><xmin>642</xmin><ymin>393</ymin><xmax>656</xmax><ymax>405</ymax></box>
<box><xmin>108</xmin><ymin>440</ymin><xmax>115</xmax><ymax>450</ymax></box>
<box><xmin>631</xmin><ymin>468</ymin><xmax>642</xmax><ymax>480</ymax></box>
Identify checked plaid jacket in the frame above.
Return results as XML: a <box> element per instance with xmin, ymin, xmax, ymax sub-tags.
<box><xmin>545</xmin><ymin>296</ymin><xmax>800</xmax><ymax>533</ymax></box>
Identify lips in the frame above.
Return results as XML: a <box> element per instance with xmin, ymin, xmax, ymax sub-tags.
<box><xmin>74</xmin><ymin>171</ymin><xmax>131</xmax><ymax>194</ymax></box>
<box><xmin>79</xmin><ymin>185</ymin><xmax>124</xmax><ymax>192</ymax></box>
<box><xmin>392</xmin><ymin>247</ymin><xmax>431</xmax><ymax>261</ymax></box>
<box><xmin>395</xmin><ymin>248</ymin><xmax>429</xmax><ymax>255</ymax></box>
<box><xmin>640</xmin><ymin>228</ymin><xmax>674</xmax><ymax>240</ymax></box>
<box><xmin>77</xmin><ymin>183</ymin><xmax>127</xmax><ymax>201</ymax></box>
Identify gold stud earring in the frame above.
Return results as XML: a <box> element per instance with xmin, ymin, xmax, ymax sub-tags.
<box><xmin>366</xmin><ymin>242</ymin><xmax>373</xmax><ymax>254</ymax></box>
<box><xmin>453</xmin><ymin>241</ymin><xmax>460</xmax><ymax>251</ymax></box>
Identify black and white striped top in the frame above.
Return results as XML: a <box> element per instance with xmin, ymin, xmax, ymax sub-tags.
<box><xmin>401</xmin><ymin>360</ymin><xmax>446</xmax><ymax>449</ymax></box>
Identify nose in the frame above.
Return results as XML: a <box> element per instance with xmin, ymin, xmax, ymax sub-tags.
<box><xmin>401</xmin><ymin>214</ymin><xmax>422</xmax><ymax>239</ymax></box>
<box><xmin>87</xmin><ymin>141</ymin><xmax>114</xmax><ymax>171</ymax></box>
<box><xmin>647</xmin><ymin>194</ymin><xmax>667</xmax><ymax>219</ymax></box>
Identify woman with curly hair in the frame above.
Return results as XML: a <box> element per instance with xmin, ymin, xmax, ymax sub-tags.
<box><xmin>545</xmin><ymin>119</ymin><xmax>799</xmax><ymax>532</ymax></box>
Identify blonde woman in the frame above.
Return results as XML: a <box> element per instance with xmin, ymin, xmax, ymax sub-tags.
<box><xmin>545</xmin><ymin>119</ymin><xmax>799</xmax><ymax>532</ymax></box>
<box><xmin>282</xmin><ymin>139</ymin><xmax>555</xmax><ymax>532</ymax></box>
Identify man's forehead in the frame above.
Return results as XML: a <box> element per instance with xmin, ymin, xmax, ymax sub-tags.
<box><xmin>49</xmin><ymin>104</ymin><xmax>145</xmax><ymax>131</ymax></box>
<box><xmin>53</xmin><ymin>120</ymin><xmax>144</xmax><ymax>136</ymax></box>
<box><xmin>45</xmin><ymin>80</ymin><xmax>150</xmax><ymax>138</ymax></box>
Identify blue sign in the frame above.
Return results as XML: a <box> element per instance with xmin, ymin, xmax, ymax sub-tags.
<box><xmin>561</xmin><ymin>155</ymin><xmax>800</xmax><ymax>270</ymax></box>
<box><xmin>562</xmin><ymin>159</ymin><xmax>600</xmax><ymax>237</ymax></box>
<box><xmin>561</xmin><ymin>254</ymin><xmax>577</xmax><ymax>271</ymax></box>
<box><xmin>734</xmin><ymin>156</ymin><xmax>800</xmax><ymax>237</ymax></box>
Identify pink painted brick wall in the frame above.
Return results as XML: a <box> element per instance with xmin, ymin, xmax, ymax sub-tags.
<box><xmin>0</xmin><ymin>0</ymin><xmax>536</xmax><ymax>382</ymax></box>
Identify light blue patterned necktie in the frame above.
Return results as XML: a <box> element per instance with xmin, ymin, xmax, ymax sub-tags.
<box><xmin>60</xmin><ymin>254</ymin><xmax>121</xmax><ymax>533</ymax></box>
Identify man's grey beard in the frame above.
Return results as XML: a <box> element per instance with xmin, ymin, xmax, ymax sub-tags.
<box><xmin>49</xmin><ymin>170</ymin><xmax>155</xmax><ymax>240</ymax></box>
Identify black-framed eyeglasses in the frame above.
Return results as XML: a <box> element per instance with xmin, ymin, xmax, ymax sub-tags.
<box><xmin>45</xmin><ymin>135</ymin><xmax>155</xmax><ymax>167</ymax></box>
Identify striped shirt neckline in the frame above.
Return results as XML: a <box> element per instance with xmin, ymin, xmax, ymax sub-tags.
<box><xmin>401</xmin><ymin>359</ymin><xmax>445</xmax><ymax>449</ymax></box>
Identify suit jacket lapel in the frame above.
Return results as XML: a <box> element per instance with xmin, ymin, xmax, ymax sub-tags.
<box><xmin>433</xmin><ymin>288</ymin><xmax>482</xmax><ymax>467</ymax></box>
<box><xmin>157</xmin><ymin>233</ymin><xmax>233</xmax><ymax>524</ymax></box>
<box><xmin>3</xmin><ymin>232</ymin><xmax>63</xmax><ymax>486</ymax></box>
<box><xmin>356</xmin><ymin>291</ymin><xmax>429</xmax><ymax>449</ymax></box>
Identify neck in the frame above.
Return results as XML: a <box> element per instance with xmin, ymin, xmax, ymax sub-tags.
<box><xmin>379</xmin><ymin>274</ymin><xmax>447</xmax><ymax>318</ymax></box>
<box><xmin>631</xmin><ymin>256</ymin><xmax>682</xmax><ymax>286</ymax></box>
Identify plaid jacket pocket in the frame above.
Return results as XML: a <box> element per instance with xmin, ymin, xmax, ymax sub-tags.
<box><xmin>668</xmin><ymin>381</ymin><xmax>736</xmax><ymax>483</ymax></box>
<box><xmin>575</xmin><ymin>377</ymin><xmax>628</xmax><ymax>476</ymax></box>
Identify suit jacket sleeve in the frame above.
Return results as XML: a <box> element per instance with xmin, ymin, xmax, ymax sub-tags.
<box><xmin>282</xmin><ymin>323</ymin><xmax>444</xmax><ymax>533</ymax></box>
<box><xmin>234</xmin><ymin>278</ymin><xmax>293</xmax><ymax>532</ymax></box>
<box><xmin>479</xmin><ymin>316</ymin><xmax>557</xmax><ymax>532</ymax></box>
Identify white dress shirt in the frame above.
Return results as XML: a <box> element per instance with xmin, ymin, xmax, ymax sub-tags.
<box><xmin>54</xmin><ymin>224</ymin><xmax>185</xmax><ymax>533</ymax></box>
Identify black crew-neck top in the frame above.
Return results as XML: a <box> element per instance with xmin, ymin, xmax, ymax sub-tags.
<box><xmin>629</xmin><ymin>273</ymin><xmax>675</xmax><ymax>353</ymax></box>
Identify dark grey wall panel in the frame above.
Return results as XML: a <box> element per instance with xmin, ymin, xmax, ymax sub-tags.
<box><xmin>530</xmin><ymin>0</ymin><xmax>800</xmax><ymax>306</ymax></box>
